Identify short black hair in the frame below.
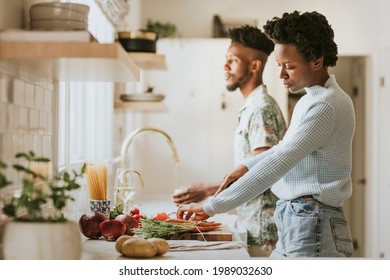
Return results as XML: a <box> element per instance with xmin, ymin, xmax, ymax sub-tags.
<box><xmin>263</xmin><ymin>11</ymin><xmax>338</xmax><ymax>67</ymax></box>
<box><xmin>228</xmin><ymin>25</ymin><xmax>274</xmax><ymax>56</ymax></box>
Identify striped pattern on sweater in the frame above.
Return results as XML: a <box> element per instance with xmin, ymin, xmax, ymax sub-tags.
<box><xmin>204</xmin><ymin>75</ymin><xmax>355</xmax><ymax>216</ymax></box>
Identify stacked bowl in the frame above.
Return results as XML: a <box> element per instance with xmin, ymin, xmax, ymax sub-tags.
<box><xmin>29</xmin><ymin>2</ymin><xmax>90</xmax><ymax>30</ymax></box>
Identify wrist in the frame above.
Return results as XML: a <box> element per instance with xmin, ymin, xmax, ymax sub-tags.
<box><xmin>206</xmin><ymin>183</ymin><xmax>221</xmax><ymax>196</ymax></box>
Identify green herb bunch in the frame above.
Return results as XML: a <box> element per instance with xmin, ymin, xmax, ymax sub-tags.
<box><xmin>109</xmin><ymin>203</ymin><xmax>124</xmax><ymax>220</ymax></box>
<box><xmin>134</xmin><ymin>218</ymin><xmax>195</xmax><ymax>239</ymax></box>
<box><xmin>0</xmin><ymin>151</ymin><xmax>85</xmax><ymax>222</ymax></box>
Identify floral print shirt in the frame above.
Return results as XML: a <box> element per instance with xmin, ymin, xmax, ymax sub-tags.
<box><xmin>234</xmin><ymin>85</ymin><xmax>287</xmax><ymax>245</ymax></box>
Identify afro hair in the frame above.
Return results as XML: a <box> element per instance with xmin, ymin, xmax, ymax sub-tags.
<box><xmin>263</xmin><ymin>11</ymin><xmax>338</xmax><ymax>67</ymax></box>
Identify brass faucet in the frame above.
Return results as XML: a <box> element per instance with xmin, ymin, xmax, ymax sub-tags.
<box><xmin>120</xmin><ymin>127</ymin><xmax>180</xmax><ymax>169</ymax></box>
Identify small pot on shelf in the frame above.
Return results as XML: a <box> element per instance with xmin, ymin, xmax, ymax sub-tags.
<box><xmin>116</xmin><ymin>30</ymin><xmax>157</xmax><ymax>53</ymax></box>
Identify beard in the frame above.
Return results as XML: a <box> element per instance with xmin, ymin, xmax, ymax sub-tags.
<box><xmin>226</xmin><ymin>82</ymin><xmax>239</xmax><ymax>92</ymax></box>
<box><xmin>225</xmin><ymin>69</ymin><xmax>250</xmax><ymax>92</ymax></box>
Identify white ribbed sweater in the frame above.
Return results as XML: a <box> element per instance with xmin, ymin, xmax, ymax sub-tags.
<box><xmin>204</xmin><ymin>75</ymin><xmax>356</xmax><ymax>216</ymax></box>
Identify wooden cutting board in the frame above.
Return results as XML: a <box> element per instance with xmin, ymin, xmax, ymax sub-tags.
<box><xmin>166</xmin><ymin>228</ymin><xmax>233</xmax><ymax>241</ymax></box>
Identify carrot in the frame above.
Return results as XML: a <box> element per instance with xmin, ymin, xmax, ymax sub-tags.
<box><xmin>166</xmin><ymin>218</ymin><xmax>221</xmax><ymax>227</ymax></box>
<box><xmin>153</xmin><ymin>212</ymin><xmax>170</xmax><ymax>221</ymax></box>
<box><xmin>196</xmin><ymin>221</ymin><xmax>222</xmax><ymax>227</ymax></box>
<box><xmin>165</xmin><ymin>218</ymin><xmax>195</xmax><ymax>223</ymax></box>
<box><xmin>192</xmin><ymin>225</ymin><xmax>221</xmax><ymax>232</ymax></box>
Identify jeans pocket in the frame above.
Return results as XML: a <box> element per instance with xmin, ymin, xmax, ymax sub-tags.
<box><xmin>330</xmin><ymin>217</ymin><xmax>353</xmax><ymax>257</ymax></box>
<box><xmin>289</xmin><ymin>200</ymin><xmax>318</xmax><ymax>217</ymax></box>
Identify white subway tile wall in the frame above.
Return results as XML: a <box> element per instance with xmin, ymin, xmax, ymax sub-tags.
<box><xmin>0</xmin><ymin>77</ymin><xmax>8</xmax><ymax>102</ymax></box>
<box><xmin>29</xmin><ymin>109</ymin><xmax>39</xmax><ymax>133</ymax></box>
<box><xmin>12</xmin><ymin>79</ymin><xmax>24</xmax><ymax>106</ymax></box>
<box><xmin>25</xmin><ymin>82</ymin><xmax>35</xmax><ymax>108</ymax></box>
<box><xmin>0</xmin><ymin>102</ymin><xmax>6</xmax><ymax>133</ymax></box>
<box><xmin>0</xmin><ymin>64</ymin><xmax>54</xmax><ymax>191</ymax></box>
<box><xmin>0</xmin><ymin>133</ymin><xmax>2</xmax><ymax>159</ymax></box>
<box><xmin>18</xmin><ymin>107</ymin><xmax>29</xmax><ymax>133</ymax></box>
<box><xmin>34</xmin><ymin>86</ymin><xmax>44</xmax><ymax>110</ymax></box>
<box><xmin>43</xmin><ymin>89</ymin><xmax>52</xmax><ymax>112</ymax></box>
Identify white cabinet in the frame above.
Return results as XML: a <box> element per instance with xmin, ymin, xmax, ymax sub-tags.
<box><xmin>376</xmin><ymin>49</ymin><xmax>390</xmax><ymax>259</ymax></box>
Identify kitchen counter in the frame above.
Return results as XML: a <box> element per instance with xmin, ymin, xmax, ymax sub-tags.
<box><xmin>81</xmin><ymin>236</ymin><xmax>250</xmax><ymax>260</ymax></box>
<box><xmin>81</xmin><ymin>195</ymin><xmax>250</xmax><ymax>260</ymax></box>
<box><xmin>1</xmin><ymin>199</ymin><xmax>250</xmax><ymax>260</ymax></box>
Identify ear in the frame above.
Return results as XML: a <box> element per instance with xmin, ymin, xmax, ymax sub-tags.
<box><xmin>251</xmin><ymin>60</ymin><xmax>262</xmax><ymax>72</ymax></box>
<box><xmin>312</xmin><ymin>57</ymin><xmax>324</xmax><ymax>70</ymax></box>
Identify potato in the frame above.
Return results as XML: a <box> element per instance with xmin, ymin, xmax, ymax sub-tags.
<box><xmin>122</xmin><ymin>238</ymin><xmax>157</xmax><ymax>258</ymax></box>
<box><xmin>148</xmin><ymin>238</ymin><xmax>170</xmax><ymax>256</ymax></box>
<box><xmin>115</xmin><ymin>235</ymin><xmax>133</xmax><ymax>254</ymax></box>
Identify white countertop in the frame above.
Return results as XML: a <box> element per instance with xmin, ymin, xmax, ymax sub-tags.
<box><xmin>81</xmin><ymin>194</ymin><xmax>250</xmax><ymax>260</ymax></box>
<box><xmin>81</xmin><ymin>237</ymin><xmax>250</xmax><ymax>260</ymax></box>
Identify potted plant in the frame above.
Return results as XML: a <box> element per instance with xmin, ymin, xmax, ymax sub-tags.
<box><xmin>0</xmin><ymin>151</ymin><xmax>85</xmax><ymax>260</ymax></box>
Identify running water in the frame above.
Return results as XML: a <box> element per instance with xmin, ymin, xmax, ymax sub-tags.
<box><xmin>173</xmin><ymin>162</ymin><xmax>179</xmax><ymax>192</ymax></box>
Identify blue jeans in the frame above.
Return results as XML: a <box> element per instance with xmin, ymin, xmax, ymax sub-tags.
<box><xmin>270</xmin><ymin>198</ymin><xmax>353</xmax><ymax>258</ymax></box>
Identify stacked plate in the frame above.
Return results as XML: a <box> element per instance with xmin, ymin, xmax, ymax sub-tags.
<box><xmin>29</xmin><ymin>2</ymin><xmax>90</xmax><ymax>31</ymax></box>
<box><xmin>120</xmin><ymin>93</ymin><xmax>165</xmax><ymax>102</ymax></box>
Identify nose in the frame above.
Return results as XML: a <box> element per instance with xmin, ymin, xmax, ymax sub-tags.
<box><xmin>224</xmin><ymin>61</ymin><xmax>230</xmax><ymax>71</ymax></box>
<box><xmin>279</xmin><ymin>67</ymin><xmax>288</xmax><ymax>79</ymax></box>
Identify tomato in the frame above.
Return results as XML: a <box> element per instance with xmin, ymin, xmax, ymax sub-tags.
<box><xmin>132</xmin><ymin>214</ymin><xmax>144</xmax><ymax>221</ymax></box>
<box><xmin>130</xmin><ymin>207</ymin><xmax>140</xmax><ymax>215</ymax></box>
<box><xmin>153</xmin><ymin>212</ymin><xmax>169</xmax><ymax>221</ymax></box>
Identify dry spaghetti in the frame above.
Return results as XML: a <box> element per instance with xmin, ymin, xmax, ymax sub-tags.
<box><xmin>85</xmin><ymin>163</ymin><xmax>108</xmax><ymax>200</ymax></box>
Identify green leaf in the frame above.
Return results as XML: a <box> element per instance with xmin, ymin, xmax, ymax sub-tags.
<box><xmin>34</xmin><ymin>158</ymin><xmax>50</xmax><ymax>163</ymax></box>
<box><xmin>0</xmin><ymin>174</ymin><xmax>12</xmax><ymax>189</ymax></box>
<box><xmin>3</xmin><ymin>204</ymin><xmax>16</xmax><ymax>217</ymax></box>
<box><xmin>0</xmin><ymin>161</ymin><xmax>7</xmax><ymax>169</ymax></box>
<box><xmin>15</xmin><ymin>152</ymin><xmax>31</xmax><ymax>160</ymax></box>
<box><xmin>63</xmin><ymin>172</ymin><xmax>70</xmax><ymax>182</ymax></box>
<box><xmin>109</xmin><ymin>204</ymin><xmax>124</xmax><ymax>219</ymax></box>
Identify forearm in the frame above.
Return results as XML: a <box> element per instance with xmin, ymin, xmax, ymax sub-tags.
<box><xmin>205</xmin><ymin>182</ymin><xmax>222</xmax><ymax>196</ymax></box>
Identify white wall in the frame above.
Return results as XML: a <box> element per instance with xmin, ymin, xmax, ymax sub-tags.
<box><xmin>138</xmin><ymin>0</ymin><xmax>380</xmax><ymax>52</ymax></box>
<box><xmin>0</xmin><ymin>0</ymin><xmax>23</xmax><ymax>29</ymax></box>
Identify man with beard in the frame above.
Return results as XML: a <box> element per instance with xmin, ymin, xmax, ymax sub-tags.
<box><xmin>172</xmin><ymin>25</ymin><xmax>287</xmax><ymax>257</ymax></box>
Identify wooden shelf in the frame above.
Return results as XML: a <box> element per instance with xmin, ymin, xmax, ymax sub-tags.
<box><xmin>128</xmin><ymin>52</ymin><xmax>167</xmax><ymax>70</ymax></box>
<box><xmin>114</xmin><ymin>101</ymin><xmax>168</xmax><ymax>112</ymax></box>
<box><xmin>0</xmin><ymin>41</ymin><xmax>140</xmax><ymax>82</ymax></box>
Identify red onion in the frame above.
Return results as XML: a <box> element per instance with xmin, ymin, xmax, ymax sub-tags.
<box><xmin>99</xmin><ymin>220</ymin><xmax>126</xmax><ymax>241</ymax></box>
<box><xmin>78</xmin><ymin>210</ymin><xmax>108</xmax><ymax>239</ymax></box>
<box><xmin>115</xmin><ymin>214</ymin><xmax>139</xmax><ymax>235</ymax></box>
